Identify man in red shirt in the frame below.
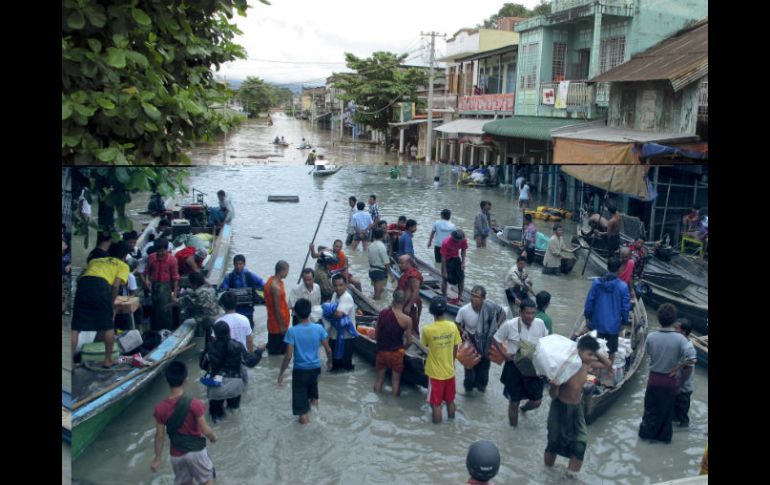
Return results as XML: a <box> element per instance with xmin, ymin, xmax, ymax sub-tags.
<box><xmin>441</xmin><ymin>230</ymin><xmax>468</xmax><ymax>304</ymax></box>
<box><xmin>396</xmin><ymin>255</ymin><xmax>423</xmax><ymax>336</ymax></box>
<box><xmin>388</xmin><ymin>216</ymin><xmax>408</xmax><ymax>254</ymax></box>
<box><xmin>175</xmin><ymin>246</ymin><xmax>207</xmax><ymax>276</ymax></box>
<box><xmin>151</xmin><ymin>361</ymin><xmax>217</xmax><ymax>484</ymax></box>
<box><xmin>143</xmin><ymin>238</ymin><xmax>180</xmax><ymax>330</ymax></box>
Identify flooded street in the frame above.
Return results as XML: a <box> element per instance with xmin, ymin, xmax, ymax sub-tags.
<box><xmin>73</xmin><ymin>119</ymin><xmax>707</xmax><ymax>484</ymax></box>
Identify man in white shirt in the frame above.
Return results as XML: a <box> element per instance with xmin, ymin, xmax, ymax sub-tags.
<box><xmin>323</xmin><ymin>273</ymin><xmax>358</xmax><ymax>371</ymax></box>
<box><xmin>427</xmin><ymin>208</ymin><xmax>456</xmax><ymax>264</ymax></box>
<box><xmin>289</xmin><ymin>268</ymin><xmax>323</xmax><ymax>324</ymax></box>
<box><xmin>518</xmin><ymin>180</ymin><xmax>531</xmax><ymax>210</ymax></box>
<box><xmin>214</xmin><ymin>291</ymin><xmax>253</xmax><ymax>352</ymax></box>
<box><xmin>350</xmin><ymin>201</ymin><xmax>374</xmax><ymax>251</ymax></box>
<box><xmin>491</xmin><ymin>299</ymin><xmax>548</xmax><ymax>427</ymax></box>
<box><xmin>367</xmin><ymin>228</ymin><xmax>391</xmax><ymax>301</ymax></box>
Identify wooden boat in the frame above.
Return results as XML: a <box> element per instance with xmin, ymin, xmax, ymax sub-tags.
<box><xmin>68</xmin><ymin>205</ymin><xmax>233</xmax><ymax>460</ymax></box>
<box><xmin>312</xmin><ymin>164</ymin><xmax>342</xmax><ymax>177</ymax></box>
<box><xmin>691</xmin><ymin>334</ymin><xmax>707</xmax><ymax>368</ymax></box>
<box><xmin>273</xmin><ymin>141</ymin><xmax>289</xmax><ymax>147</ymax></box>
<box><xmin>576</xmin><ymin>231</ymin><xmax>708</xmax><ymax>335</ymax></box>
<box><xmin>388</xmin><ymin>255</ymin><xmax>472</xmax><ymax>315</ymax></box>
<box><xmin>491</xmin><ymin>225</ymin><xmax>544</xmax><ymax>264</ymax></box>
<box><xmin>570</xmin><ymin>294</ymin><xmax>649</xmax><ymax>425</ymax></box>
<box><xmin>267</xmin><ymin>195</ymin><xmax>300</xmax><ymax>202</ymax></box>
<box><xmin>347</xmin><ymin>286</ymin><xmax>429</xmax><ymax>387</ymax></box>
<box><xmin>458</xmin><ymin>176</ymin><xmax>500</xmax><ymax>187</ymax></box>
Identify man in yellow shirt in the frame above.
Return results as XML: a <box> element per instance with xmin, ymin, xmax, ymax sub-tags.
<box><xmin>421</xmin><ymin>296</ymin><xmax>463</xmax><ymax>424</ymax></box>
<box><xmin>71</xmin><ymin>240</ymin><xmax>130</xmax><ymax>368</ymax></box>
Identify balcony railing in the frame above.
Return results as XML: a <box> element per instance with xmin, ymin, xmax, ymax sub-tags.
<box><xmin>552</xmin><ymin>0</ymin><xmax>635</xmax><ymax>13</ymax></box>
<box><xmin>539</xmin><ymin>81</ymin><xmax>594</xmax><ymax>110</ymax></box>
<box><xmin>458</xmin><ymin>93</ymin><xmax>515</xmax><ymax>112</ymax></box>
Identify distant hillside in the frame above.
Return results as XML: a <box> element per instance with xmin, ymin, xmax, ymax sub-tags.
<box><xmin>226</xmin><ymin>79</ymin><xmax>304</xmax><ymax>94</ymax></box>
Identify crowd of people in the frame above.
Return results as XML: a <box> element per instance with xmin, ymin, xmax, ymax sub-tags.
<box><xmin>66</xmin><ymin>188</ymin><xmax>703</xmax><ymax>483</ymax></box>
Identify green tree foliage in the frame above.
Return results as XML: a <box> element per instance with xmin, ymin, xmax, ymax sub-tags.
<box><xmin>480</xmin><ymin>2</ymin><xmax>551</xmax><ymax>28</ymax></box>
<box><xmin>62</xmin><ymin>0</ymin><xmax>261</xmax><ymax>165</ymax></box>
<box><xmin>273</xmin><ymin>87</ymin><xmax>295</xmax><ymax>108</ymax></box>
<box><xmin>332</xmin><ymin>52</ymin><xmax>427</xmax><ymax>144</ymax></box>
<box><xmin>76</xmin><ymin>167</ymin><xmax>188</xmax><ymax>234</ymax></box>
<box><xmin>236</xmin><ymin>77</ymin><xmax>277</xmax><ymax>115</ymax></box>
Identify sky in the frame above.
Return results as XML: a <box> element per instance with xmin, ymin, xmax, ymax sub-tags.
<box><xmin>217</xmin><ymin>0</ymin><xmax>541</xmax><ymax>87</ymax></box>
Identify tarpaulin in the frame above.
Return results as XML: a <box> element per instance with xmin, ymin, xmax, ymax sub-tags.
<box><xmin>553</xmin><ymin>138</ymin><xmax>639</xmax><ymax>164</ymax></box>
<box><xmin>561</xmin><ymin>165</ymin><xmax>653</xmax><ymax>201</ymax></box>
<box><xmin>640</xmin><ymin>142</ymin><xmax>708</xmax><ymax>160</ymax></box>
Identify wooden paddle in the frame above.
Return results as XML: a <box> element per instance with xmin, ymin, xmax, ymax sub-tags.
<box><xmin>582</xmin><ymin>166</ymin><xmax>616</xmax><ymax>276</ymax></box>
<box><xmin>298</xmin><ymin>201</ymin><xmax>329</xmax><ymax>284</ymax></box>
<box><xmin>72</xmin><ymin>342</ymin><xmax>197</xmax><ymax>411</ymax></box>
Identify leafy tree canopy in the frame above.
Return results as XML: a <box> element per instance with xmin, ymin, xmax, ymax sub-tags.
<box><xmin>332</xmin><ymin>52</ymin><xmax>427</xmax><ymax>141</ymax></box>
<box><xmin>62</xmin><ymin>0</ymin><xmax>265</xmax><ymax>165</ymax></box>
<box><xmin>480</xmin><ymin>2</ymin><xmax>551</xmax><ymax>28</ymax></box>
<box><xmin>236</xmin><ymin>77</ymin><xmax>277</xmax><ymax>115</ymax></box>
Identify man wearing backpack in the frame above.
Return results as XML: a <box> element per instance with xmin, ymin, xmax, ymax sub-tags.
<box><xmin>219</xmin><ymin>254</ymin><xmax>266</xmax><ymax>330</ymax></box>
<box><xmin>151</xmin><ymin>361</ymin><xmax>217</xmax><ymax>484</ymax></box>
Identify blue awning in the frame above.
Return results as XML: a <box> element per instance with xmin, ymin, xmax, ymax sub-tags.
<box><xmin>640</xmin><ymin>142</ymin><xmax>708</xmax><ymax>160</ymax></box>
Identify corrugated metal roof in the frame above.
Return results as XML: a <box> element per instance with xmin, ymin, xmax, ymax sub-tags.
<box><xmin>589</xmin><ymin>18</ymin><xmax>707</xmax><ymax>92</ymax></box>
<box><xmin>552</xmin><ymin>126</ymin><xmax>698</xmax><ymax>143</ymax></box>
<box><xmin>482</xmin><ymin>116</ymin><xmax>593</xmax><ymax>141</ymax></box>
<box><xmin>434</xmin><ymin>118</ymin><xmax>489</xmax><ymax>135</ymax></box>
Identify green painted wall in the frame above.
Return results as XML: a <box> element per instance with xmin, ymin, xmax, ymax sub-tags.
<box><xmin>628</xmin><ymin>0</ymin><xmax>708</xmax><ymax>56</ymax></box>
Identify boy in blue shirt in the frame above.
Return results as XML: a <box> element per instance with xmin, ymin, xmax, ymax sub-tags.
<box><xmin>278</xmin><ymin>298</ymin><xmax>333</xmax><ymax>424</ymax></box>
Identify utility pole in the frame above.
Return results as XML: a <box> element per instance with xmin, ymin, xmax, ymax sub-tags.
<box><xmin>223</xmin><ymin>76</ymin><xmax>227</xmax><ymax>164</ymax></box>
<box><xmin>422</xmin><ymin>31</ymin><xmax>445</xmax><ymax>175</ymax></box>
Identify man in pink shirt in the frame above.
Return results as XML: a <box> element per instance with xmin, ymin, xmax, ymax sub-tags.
<box><xmin>143</xmin><ymin>238</ymin><xmax>180</xmax><ymax>330</ymax></box>
<box><xmin>440</xmin><ymin>230</ymin><xmax>469</xmax><ymax>305</ymax></box>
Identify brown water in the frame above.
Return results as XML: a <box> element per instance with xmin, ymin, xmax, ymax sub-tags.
<box><xmin>72</xmin><ymin>120</ymin><xmax>708</xmax><ymax>485</ymax></box>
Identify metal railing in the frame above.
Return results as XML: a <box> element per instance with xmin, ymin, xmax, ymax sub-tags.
<box><xmin>539</xmin><ymin>81</ymin><xmax>594</xmax><ymax>109</ymax></box>
<box><xmin>698</xmin><ymin>80</ymin><xmax>708</xmax><ymax>119</ymax></box>
<box><xmin>458</xmin><ymin>93</ymin><xmax>515</xmax><ymax>112</ymax></box>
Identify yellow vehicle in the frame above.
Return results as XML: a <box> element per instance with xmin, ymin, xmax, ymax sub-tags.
<box><xmin>523</xmin><ymin>206</ymin><xmax>573</xmax><ymax>222</ymax></box>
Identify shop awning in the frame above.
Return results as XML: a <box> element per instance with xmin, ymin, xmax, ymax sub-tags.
<box><xmin>388</xmin><ymin>119</ymin><xmax>430</xmax><ymax>128</ymax></box>
<box><xmin>482</xmin><ymin>116</ymin><xmax>593</xmax><ymax>141</ymax></box>
<box><xmin>561</xmin><ymin>165</ymin><xmax>654</xmax><ymax>201</ymax></box>
<box><xmin>434</xmin><ymin>118</ymin><xmax>488</xmax><ymax>135</ymax></box>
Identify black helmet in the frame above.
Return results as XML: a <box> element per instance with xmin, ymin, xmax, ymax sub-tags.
<box><xmin>466</xmin><ymin>440</ymin><xmax>500</xmax><ymax>483</ymax></box>
<box><xmin>428</xmin><ymin>296</ymin><xmax>448</xmax><ymax>316</ymax></box>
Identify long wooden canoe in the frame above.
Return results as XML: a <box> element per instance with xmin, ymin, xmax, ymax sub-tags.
<box><xmin>570</xmin><ymin>294</ymin><xmax>649</xmax><ymax>425</ymax></box>
<box><xmin>348</xmin><ymin>286</ymin><xmax>428</xmax><ymax>387</ymax></box>
<box><xmin>388</xmin><ymin>255</ymin><xmax>472</xmax><ymax>315</ymax></box>
<box><xmin>68</xmin><ymin>218</ymin><xmax>233</xmax><ymax>461</ymax></box>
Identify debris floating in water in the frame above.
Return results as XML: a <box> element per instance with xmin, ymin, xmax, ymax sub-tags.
<box><xmin>267</xmin><ymin>195</ymin><xmax>300</xmax><ymax>202</ymax></box>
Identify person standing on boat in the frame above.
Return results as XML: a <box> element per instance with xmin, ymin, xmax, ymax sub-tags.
<box><xmin>598</xmin><ymin>205</ymin><xmax>621</xmax><ymax>256</ymax></box>
<box><xmin>397</xmin><ymin>219</ymin><xmax>418</xmax><ymax>258</ymax></box>
<box><xmin>345</xmin><ymin>196</ymin><xmax>357</xmax><ymax>247</ymax></box>
<box><xmin>421</xmin><ymin>296</ymin><xmax>463</xmax><ymax>424</ymax></box>
<box><xmin>143</xmin><ymin>238</ymin><xmax>180</xmax><ymax>331</ymax></box>
<box><xmin>455</xmin><ymin>286</ymin><xmax>506</xmax><ymax>394</ymax></box>
<box><xmin>397</xmin><ymin>254</ymin><xmax>423</xmax><ymax>337</ymax></box>
<box><xmin>265</xmin><ymin>260</ymin><xmax>291</xmax><ymax>355</ymax></box>
<box><xmin>522</xmin><ymin>214</ymin><xmax>537</xmax><ymax>264</ymax></box>
<box><xmin>151</xmin><ymin>361</ymin><xmax>217</xmax><ymax>483</ymax></box>
<box><xmin>219</xmin><ymin>254</ymin><xmax>266</xmax><ymax>329</ymax></box>
<box><xmin>368</xmin><ymin>228</ymin><xmax>391</xmax><ymax>301</ymax></box>
<box><xmin>628</xmin><ymin>237</ymin><xmax>647</xmax><ymax>278</ymax></box>
<box><xmin>71</xmin><ymin>240</ymin><xmax>130</xmax><ymax>368</ymax></box>
<box><xmin>638</xmin><ymin>304</ymin><xmax>694</xmax><ymax>443</ymax></box>
<box><xmin>580</xmin><ymin>256</ymin><xmax>630</xmax><ymax>372</ymax></box>
<box><xmin>288</xmin><ymin>268</ymin><xmax>323</xmax><ymax>324</ymax></box>
<box><xmin>671</xmin><ymin>319</ymin><xmax>697</xmax><ymax>428</ymax></box>
<box><xmin>440</xmin><ymin>230</ymin><xmax>468</xmax><ymax>304</ymax></box>
<box><xmin>208</xmin><ymin>190</ymin><xmax>234</xmax><ymax>230</ymax></box>
<box><xmin>350</xmin><ymin>201</ymin><xmax>374</xmax><ymax>251</ymax></box>
<box><xmin>491</xmin><ymin>299</ymin><xmax>549</xmax><ymax>427</ymax></box>
<box><xmin>504</xmin><ymin>256</ymin><xmax>535</xmax><ymax>314</ymax></box>
<box><xmin>305</xmin><ymin>149</ymin><xmax>317</xmax><ymax>165</ymax></box>
<box><xmin>373</xmin><ymin>290</ymin><xmax>413</xmax><ymax>396</ymax></box>
<box><xmin>474</xmin><ymin>201</ymin><xmax>492</xmax><ymax>248</ymax></box>
<box><xmin>323</xmin><ymin>273</ymin><xmax>358</xmax><ymax>372</ymax></box>
<box><xmin>544</xmin><ymin>335</ymin><xmax>609</xmax><ymax>477</ymax></box>
<box><xmin>618</xmin><ymin>247</ymin><xmax>637</xmax><ymax>299</ymax></box>
<box><xmin>427</xmin><ymin>208</ymin><xmax>456</xmax><ymax>266</ymax></box>
<box><xmin>278</xmin><ymin>298</ymin><xmax>333</xmax><ymax>424</ymax></box>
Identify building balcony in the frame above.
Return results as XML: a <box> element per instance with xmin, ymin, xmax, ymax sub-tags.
<box><xmin>516</xmin><ymin>0</ymin><xmax>634</xmax><ymax>31</ymax></box>
<box><xmin>539</xmin><ymin>81</ymin><xmax>594</xmax><ymax>111</ymax></box>
<box><xmin>458</xmin><ymin>93</ymin><xmax>515</xmax><ymax>114</ymax></box>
